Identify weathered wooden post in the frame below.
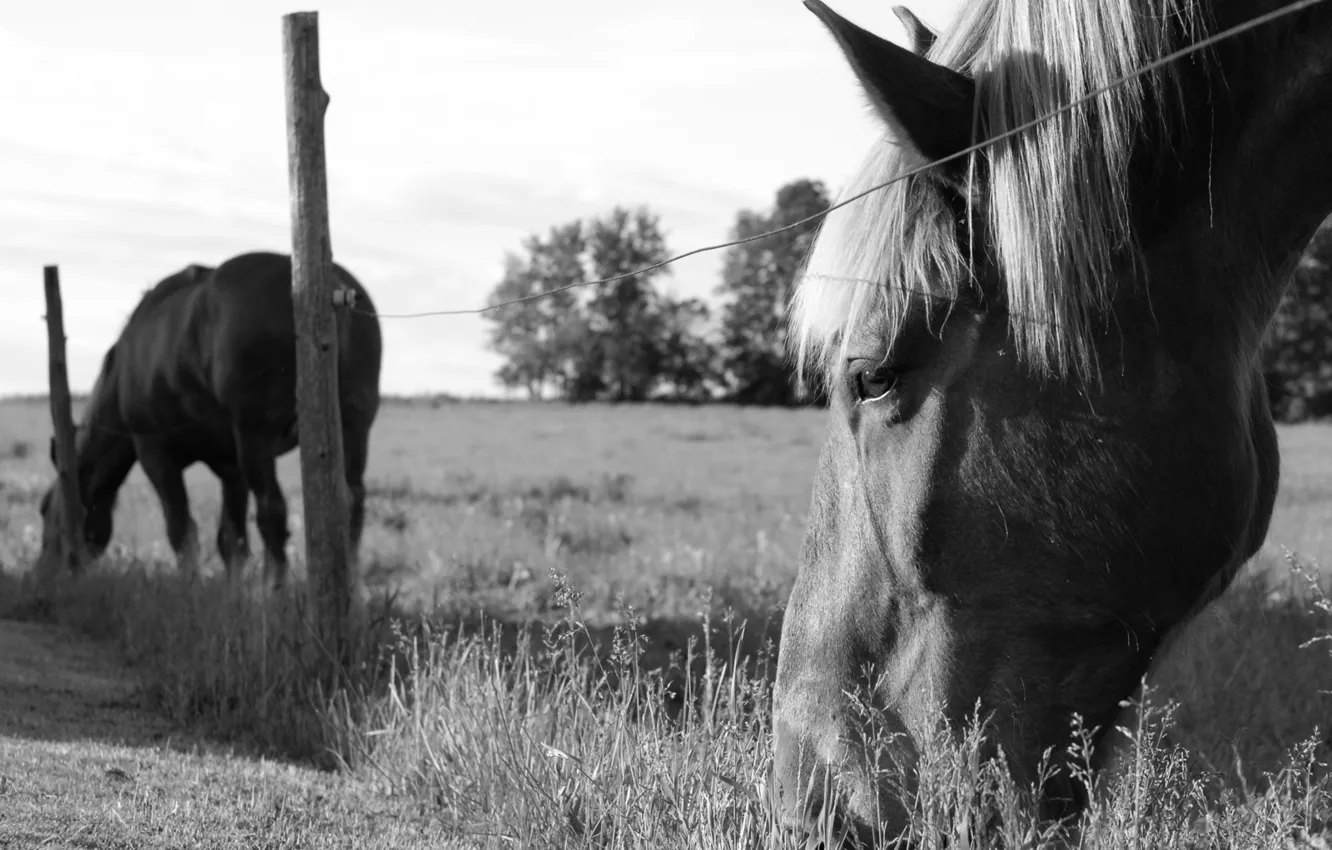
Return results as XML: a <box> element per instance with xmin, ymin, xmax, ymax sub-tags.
<box><xmin>43</xmin><ymin>265</ymin><xmax>85</xmax><ymax>582</ymax></box>
<box><xmin>282</xmin><ymin>10</ymin><xmax>358</xmax><ymax>660</ymax></box>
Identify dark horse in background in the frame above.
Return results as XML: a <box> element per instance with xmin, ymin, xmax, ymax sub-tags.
<box><xmin>36</xmin><ymin>251</ymin><xmax>384</xmax><ymax>586</ymax></box>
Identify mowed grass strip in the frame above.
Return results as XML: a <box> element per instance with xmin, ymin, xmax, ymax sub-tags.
<box><xmin>0</xmin><ymin>736</ymin><xmax>456</xmax><ymax>850</ymax></box>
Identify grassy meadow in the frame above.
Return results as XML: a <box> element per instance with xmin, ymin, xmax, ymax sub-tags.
<box><xmin>1</xmin><ymin>397</ymin><xmax>1331</xmax><ymax>848</ymax></box>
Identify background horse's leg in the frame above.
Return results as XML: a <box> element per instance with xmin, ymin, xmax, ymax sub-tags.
<box><xmin>135</xmin><ymin>441</ymin><xmax>201</xmax><ymax>580</ymax></box>
<box><xmin>340</xmin><ymin>413</ymin><xmax>372</xmax><ymax>562</ymax></box>
<box><xmin>216</xmin><ymin>470</ymin><xmax>251</xmax><ymax>579</ymax></box>
<box><xmin>235</xmin><ymin>430</ymin><xmax>290</xmax><ymax>588</ymax></box>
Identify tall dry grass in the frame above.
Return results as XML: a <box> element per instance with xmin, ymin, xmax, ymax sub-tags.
<box><xmin>4</xmin><ymin>549</ymin><xmax>1329</xmax><ymax>849</ymax></box>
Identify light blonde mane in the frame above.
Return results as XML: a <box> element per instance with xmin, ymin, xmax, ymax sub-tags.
<box><xmin>792</xmin><ymin>0</ymin><xmax>1204</xmax><ymax>386</ymax></box>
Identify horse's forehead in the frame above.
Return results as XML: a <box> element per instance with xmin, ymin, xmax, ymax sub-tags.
<box><xmin>845</xmin><ymin>290</ymin><xmax>966</xmax><ymax>356</ymax></box>
<box><xmin>844</xmin><ymin>311</ymin><xmax>893</xmax><ymax>355</ymax></box>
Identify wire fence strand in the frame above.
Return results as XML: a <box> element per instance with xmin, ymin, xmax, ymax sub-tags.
<box><xmin>357</xmin><ymin>0</ymin><xmax>1328</xmax><ymax>321</ymax></box>
<box><xmin>54</xmin><ymin>0</ymin><xmax>1328</xmax><ymax>442</ymax></box>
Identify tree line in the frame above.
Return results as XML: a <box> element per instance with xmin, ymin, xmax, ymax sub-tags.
<box><xmin>483</xmin><ymin>181</ymin><xmax>1332</xmax><ymax>420</ymax></box>
<box><xmin>1265</xmin><ymin>214</ymin><xmax>1332</xmax><ymax>422</ymax></box>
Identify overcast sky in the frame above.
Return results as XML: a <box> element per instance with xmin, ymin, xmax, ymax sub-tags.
<box><xmin>0</xmin><ymin>0</ymin><xmax>960</xmax><ymax>397</ymax></box>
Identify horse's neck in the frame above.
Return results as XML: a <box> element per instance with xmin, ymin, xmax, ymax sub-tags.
<box><xmin>79</xmin><ymin>368</ymin><xmax>137</xmax><ymax>506</ymax></box>
<box><xmin>1140</xmin><ymin>4</ymin><xmax>1332</xmax><ymax>364</ymax></box>
<box><xmin>1220</xmin><ymin>5</ymin><xmax>1332</xmax><ymax>288</ymax></box>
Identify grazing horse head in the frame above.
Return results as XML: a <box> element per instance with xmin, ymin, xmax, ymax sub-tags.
<box><xmin>33</xmin><ymin>264</ymin><xmax>214</xmax><ymax>578</ymax></box>
<box><xmin>35</xmin><ymin>348</ymin><xmax>138</xmax><ymax>576</ymax></box>
<box><xmin>771</xmin><ymin>0</ymin><xmax>1332</xmax><ymax>843</ymax></box>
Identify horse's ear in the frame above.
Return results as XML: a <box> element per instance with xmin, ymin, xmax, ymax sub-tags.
<box><xmin>805</xmin><ymin>0</ymin><xmax>973</xmax><ymax>168</ymax></box>
<box><xmin>892</xmin><ymin>5</ymin><xmax>939</xmax><ymax>56</ymax></box>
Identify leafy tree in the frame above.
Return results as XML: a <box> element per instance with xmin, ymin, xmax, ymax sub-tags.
<box><xmin>715</xmin><ymin>178</ymin><xmax>831</xmax><ymax>405</ymax></box>
<box><xmin>1265</xmin><ymin>213</ymin><xmax>1332</xmax><ymax>421</ymax></box>
<box><xmin>582</xmin><ymin>206</ymin><xmax>673</xmax><ymax>401</ymax></box>
<box><xmin>484</xmin><ymin>222</ymin><xmax>586</xmax><ymax>399</ymax></box>
<box><xmin>484</xmin><ymin>205</ymin><xmax>719</xmax><ymax>403</ymax></box>
<box><xmin>651</xmin><ymin>296</ymin><xmax>718</xmax><ymax>402</ymax></box>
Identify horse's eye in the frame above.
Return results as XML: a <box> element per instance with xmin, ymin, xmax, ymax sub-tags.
<box><xmin>853</xmin><ymin>363</ymin><xmax>898</xmax><ymax>402</ymax></box>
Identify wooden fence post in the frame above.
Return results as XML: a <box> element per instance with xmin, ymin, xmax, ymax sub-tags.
<box><xmin>43</xmin><ymin>265</ymin><xmax>85</xmax><ymax>582</ymax></box>
<box><xmin>282</xmin><ymin>10</ymin><xmax>357</xmax><ymax>660</ymax></box>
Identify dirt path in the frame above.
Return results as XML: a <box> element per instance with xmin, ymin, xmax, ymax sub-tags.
<box><xmin>0</xmin><ymin>619</ymin><xmax>172</xmax><ymax>746</ymax></box>
<box><xmin>0</xmin><ymin>618</ymin><xmax>453</xmax><ymax>849</ymax></box>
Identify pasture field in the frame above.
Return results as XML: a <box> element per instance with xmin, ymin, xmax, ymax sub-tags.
<box><xmin>2</xmin><ymin>398</ymin><xmax>1331</xmax><ymax>848</ymax></box>
<box><xmin>1</xmin><ymin>399</ymin><xmax>825</xmax><ymax>627</ymax></box>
